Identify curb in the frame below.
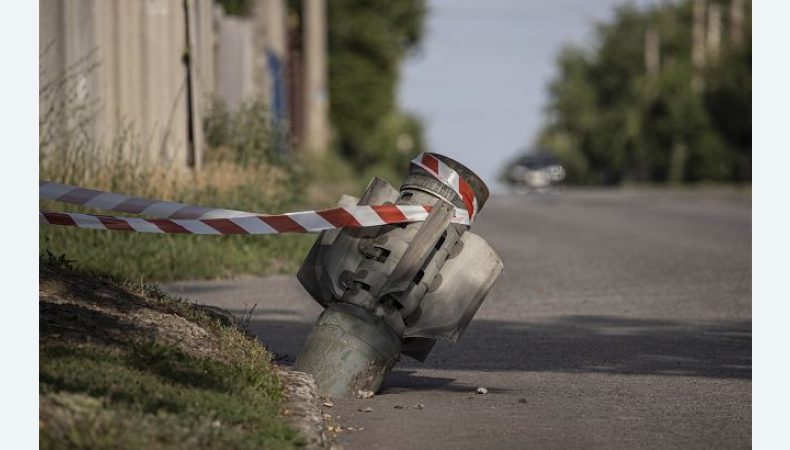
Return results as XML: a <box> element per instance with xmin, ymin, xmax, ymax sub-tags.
<box><xmin>279</xmin><ymin>369</ymin><xmax>336</xmax><ymax>449</ymax></box>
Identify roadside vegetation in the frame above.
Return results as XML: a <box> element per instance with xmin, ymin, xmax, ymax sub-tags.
<box><xmin>39</xmin><ymin>148</ymin><xmax>316</xmax><ymax>281</ymax></box>
<box><xmin>39</xmin><ymin>253</ymin><xmax>302</xmax><ymax>449</ymax></box>
<box><xmin>286</xmin><ymin>0</ymin><xmax>427</xmax><ymax>176</ymax></box>
<box><xmin>39</xmin><ymin>57</ymin><xmax>315</xmax><ymax>282</ymax></box>
<box><xmin>39</xmin><ymin>1</ymin><xmax>429</xmax><ymax>282</ymax></box>
<box><xmin>537</xmin><ymin>0</ymin><xmax>751</xmax><ymax>185</ymax></box>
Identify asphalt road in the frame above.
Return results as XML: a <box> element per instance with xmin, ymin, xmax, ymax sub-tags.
<box><xmin>166</xmin><ymin>189</ymin><xmax>751</xmax><ymax>449</ymax></box>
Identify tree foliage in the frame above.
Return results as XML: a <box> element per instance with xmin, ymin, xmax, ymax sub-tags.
<box><xmin>538</xmin><ymin>0</ymin><xmax>751</xmax><ymax>184</ymax></box>
<box><xmin>326</xmin><ymin>0</ymin><xmax>427</xmax><ymax>172</ymax></box>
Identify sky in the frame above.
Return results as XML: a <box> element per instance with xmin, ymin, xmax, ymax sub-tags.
<box><xmin>398</xmin><ymin>0</ymin><xmax>660</xmax><ymax>191</ymax></box>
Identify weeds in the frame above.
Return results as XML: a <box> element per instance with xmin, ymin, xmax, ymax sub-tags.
<box><xmin>236</xmin><ymin>303</ymin><xmax>259</xmax><ymax>334</ymax></box>
<box><xmin>40</xmin><ymin>250</ymin><xmax>75</xmax><ymax>271</ymax></box>
<box><xmin>40</xmin><ymin>59</ymin><xmax>314</xmax><ymax>281</ymax></box>
<box><xmin>39</xmin><ymin>53</ymin><xmax>374</xmax><ymax>282</ymax></box>
<box><xmin>203</xmin><ymin>97</ymin><xmax>289</xmax><ymax>167</ymax></box>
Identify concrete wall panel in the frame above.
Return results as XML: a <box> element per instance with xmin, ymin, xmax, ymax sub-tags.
<box><xmin>40</xmin><ymin>0</ymin><xmax>196</xmax><ymax>167</ymax></box>
<box><xmin>40</xmin><ymin>0</ymin><xmax>296</xmax><ymax>167</ymax></box>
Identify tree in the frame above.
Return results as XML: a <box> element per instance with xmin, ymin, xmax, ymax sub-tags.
<box><xmin>537</xmin><ymin>0</ymin><xmax>751</xmax><ymax>185</ymax></box>
<box><xmin>326</xmin><ymin>0</ymin><xmax>427</xmax><ymax>172</ymax></box>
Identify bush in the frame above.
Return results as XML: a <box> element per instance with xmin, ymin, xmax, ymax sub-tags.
<box><xmin>325</xmin><ymin>0</ymin><xmax>427</xmax><ymax>171</ymax></box>
<box><xmin>537</xmin><ymin>0</ymin><xmax>751</xmax><ymax>185</ymax></box>
<box><xmin>203</xmin><ymin>97</ymin><xmax>290</xmax><ymax>167</ymax></box>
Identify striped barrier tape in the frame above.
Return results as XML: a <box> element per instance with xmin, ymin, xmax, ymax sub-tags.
<box><xmin>410</xmin><ymin>152</ymin><xmax>479</xmax><ymax>221</ymax></box>
<box><xmin>39</xmin><ymin>153</ymin><xmax>478</xmax><ymax>235</ymax></box>
<box><xmin>39</xmin><ymin>205</ymin><xmax>446</xmax><ymax>235</ymax></box>
<box><xmin>39</xmin><ymin>180</ymin><xmax>256</xmax><ymax>220</ymax></box>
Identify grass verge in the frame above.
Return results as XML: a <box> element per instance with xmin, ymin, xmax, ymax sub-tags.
<box><xmin>38</xmin><ymin>150</ymin><xmax>383</xmax><ymax>282</ymax></box>
<box><xmin>40</xmin><ymin>59</ymin><xmax>316</xmax><ymax>282</ymax></box>
<box><xmin>39</xmin><ymin>138</ymin><xmax>317</xmax><ymax>282</ymax></box>
<box><xmin>40</xmin><ymin>53</ymin><xmax>409</xmax><ymax>282</ymax></box>
<box><xmin>39</xmin><ymin>254</ymin><xmax>303</xmax><ymax>449</ymax></box>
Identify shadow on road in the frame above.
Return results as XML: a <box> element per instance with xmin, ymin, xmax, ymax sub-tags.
<box><xmin>239</xmin><ymin>312</ymin><xmax>751</xmax><ymax>382</ymax></box>
<box><xmin>421</xmin><ymin>315</ymin><xmax>751</xmax><ymax>380</ymax></box>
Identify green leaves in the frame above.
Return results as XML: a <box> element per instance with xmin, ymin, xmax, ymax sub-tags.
<box><xmin>539</xmin><ymin>0</ymin><xmax>751</xmax><ymax>184</ymax></box>
<box><xmin>327</xmin><ymin>0</ymin><xmax>427</xmax><ymax>170</ymax></box>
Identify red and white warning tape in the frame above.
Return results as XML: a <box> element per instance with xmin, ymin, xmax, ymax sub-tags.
<box><xmin>38</xmin><ymin>206</ymin><xmax>438</xmax><ymax>235</ymax></box>
<box><xmin>410</xmin><ymin>153</ymin><xmax>479</xmax><ymax>221</ymax></box>
<box><xmin>39</xmin><ymin>180</ymin><xmax>256</xmax><ymax>220</ymax></box>
<box><xmin>39</xmin><ymin>153</ymin><xmax>478</xmax><ymax>235</ymax></box>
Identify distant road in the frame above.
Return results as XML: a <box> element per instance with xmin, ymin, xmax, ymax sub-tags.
<box><xmin>166</xmin><ymin>189</ymin><xmax>751</xmax><ymax>449</ymax></box>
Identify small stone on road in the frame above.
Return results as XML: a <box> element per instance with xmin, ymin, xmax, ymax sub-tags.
<box><xmin>356</xmin><ymin>390</ymin><xmax>375</xmax><ymax>399</ymax></box>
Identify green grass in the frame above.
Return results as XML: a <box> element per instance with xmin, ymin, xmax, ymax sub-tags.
<box><xmin>37</xmin><ymin>151</ymin><xmax>373</xmax><ymax>281</ymax></box>
<box><xmin>39</xmin><ymin>259</ymin><xmax>303</xmax><ymax>449</ymax></box>
<box><xmin>39</xmin><ymin>51</ymin><xmax>402</xmax><ymax>283</ymax></box>
<box><xmin>40</xmin><ymin>344</ymin><xmax>297</xmax><ymax>449</ymax></box>
<box><xmin>40</xmin><ymin>61</ymin><xmax>318</xmax><ymax>282</ymax></box>
<box><xmin>40</xmin><ymin>227</ymin><xmax>314</xmax><ymax>282</ymax></box>
<box><xmin>39</xmin><ymin>136</ymin><xmax>316</xmax><ymax>282</ymax></box>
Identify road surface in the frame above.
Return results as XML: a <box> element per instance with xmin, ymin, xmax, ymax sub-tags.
<box><xmin>166</xmin><ymin>189</ymin><xmax>751</xmax><ymax>449</ymax></box>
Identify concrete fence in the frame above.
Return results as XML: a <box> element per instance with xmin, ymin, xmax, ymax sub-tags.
<box><xmin>38</xmin><ymin>0</ymin><xmax>313</xmax><ymax>169</ymax></box>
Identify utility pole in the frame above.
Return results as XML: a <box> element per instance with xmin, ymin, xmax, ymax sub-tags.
<box><xmin>644</xmin><ymin>25</ymin><xmax>661</xmax><ymax>78</ymax></box>
<box><xmin>184</xmin><ymin>0</ymin><xmax>203</xmax><ymax>171</ymax></box>
<box><xmin>301</xmin><ymin>0</ymin><xmax>328</xmax><ymax>155</ymax></box>
<box><xmin>730</xmin><ymin>0</ymin><xmax>745</xmax><ymax>47</ymax></box>
<box><xmin>706</xmin><ymin>3</ymin><xmax>722</xmax><ymax>60</ymax></box>
<box><xmin>691</xmin><ymin>0</ymin><xmax>707</xmax><ymax>92</ymax></box>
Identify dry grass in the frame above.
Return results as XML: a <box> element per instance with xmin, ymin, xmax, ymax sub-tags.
<box><xmin>38</xmin><ymin>54</ymin><xmax>372</xmax><ymax>282</ymax></box>
<box><xmin>39</xmin><ymin>131</ymin><xmax>314</xmax><ymax>282</ymax></box>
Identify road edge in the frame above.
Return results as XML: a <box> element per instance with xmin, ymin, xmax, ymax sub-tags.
<box><xmin>279</xmin><ymin>369</ymin><xmax>334</xmax><ymax>449</ymax></box>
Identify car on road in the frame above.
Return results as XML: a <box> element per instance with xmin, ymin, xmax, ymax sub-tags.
<box><xmin>505</xmin><ymin>151</ymin><xmax>566</xmax><ymax>191</ymax></box>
